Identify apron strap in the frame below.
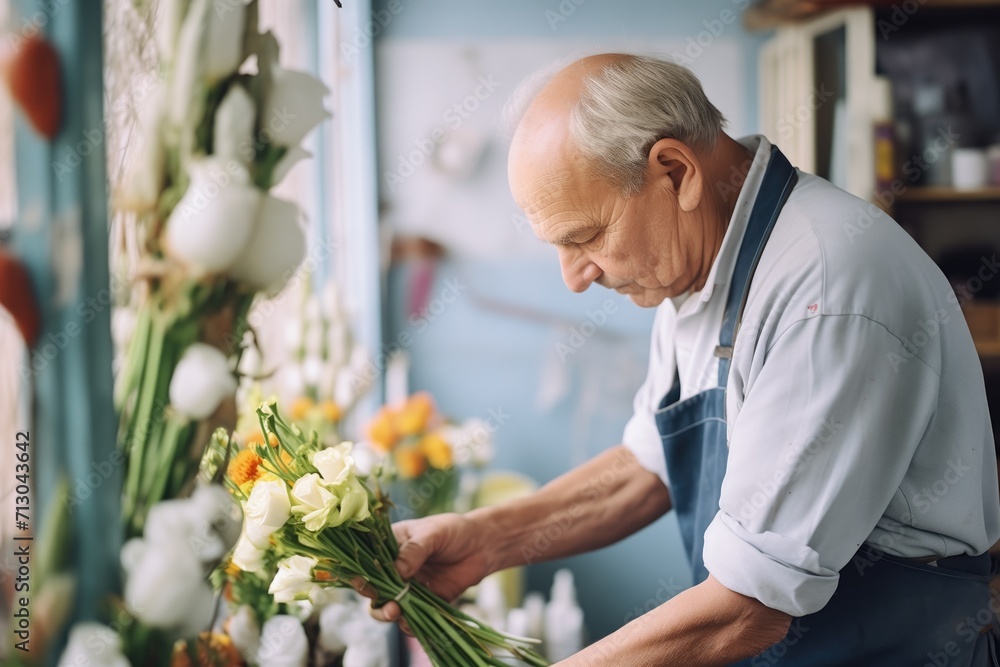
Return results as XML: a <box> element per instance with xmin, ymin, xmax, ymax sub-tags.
<box><xmin>716</xmin><ymin>146</ymin><xmax>798</xmax><ymax>387</ymax></box>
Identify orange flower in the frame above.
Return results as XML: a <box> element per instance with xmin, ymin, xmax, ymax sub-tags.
<box><xmin>421</xmin><ymin>432</ymin><xmax>453</xmax><ymax>470</ymax></box>
<box><xmin>315</xmin><ymin>569</ymin><xmax>335</xmax><ymax>582</ymax></box>
<box><xmin>367</xmin><ymin>407</ymin><xmax>398</xmax><ymax>452</ymax></box>
<box><xmin>171</xmin><ymin>633</ymin><xmax>243</xmax><ymax>667</ymax></box>
<box><xmin>289</xmin><ymin>396</ymin><xmax>315</xmax><ymax>421</ymax></box>
<box><xmin>228</xmin><ymin>449</ymin><xmax>264</xmax><ymax>487</ymax></box>
<box><xmin>395</xmin><ymin>445</ymin><xmax>427</xmax><ymax>479</ymax></box>
<box><xmin>319</xmin><ymin>400</ymin><xmax>342</xmax><ymax>422</ymax></box>
<box><xmin>242</xmin><ymin>430</ymin><xmax>279</xmax><ymax>448</ymax></box>
<box><xmin>396</xmin><ymin>392</ymin><xmax>435</xmax><ymax>436</ymax></box>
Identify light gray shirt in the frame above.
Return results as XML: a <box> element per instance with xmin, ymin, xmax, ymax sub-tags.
<box><xmin>623</xmin><ymin>135</ymin><xmax>1000</xmax><ymax>616</ymax></box>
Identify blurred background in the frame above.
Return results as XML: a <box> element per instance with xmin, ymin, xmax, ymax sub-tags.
<box><xmin>2</xmin><ymin>0</ymin><xmax>1000</xmax><ymax>664</ymax></box>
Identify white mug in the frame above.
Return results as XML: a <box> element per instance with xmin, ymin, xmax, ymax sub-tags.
<box><xmin>952</xmin><ymin>148</ymin><xmax>989</xmax><ymax>189</ymax></box>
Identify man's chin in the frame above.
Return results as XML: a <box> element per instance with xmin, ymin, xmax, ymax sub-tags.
<box><xmin>626</xmin><ymin>291</ymin><xmax>667</xmax><ymax>308</ymax></box>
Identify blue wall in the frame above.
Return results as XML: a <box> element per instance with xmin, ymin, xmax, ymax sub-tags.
<box><xmin>375</xmin><ymin>0</ymin><xmax>766</xmax><ymax>642</ymax></box>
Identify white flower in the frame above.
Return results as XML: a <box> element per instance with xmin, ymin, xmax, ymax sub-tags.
<box><xmin>165</xmin><ymin>158</ymin><xmax>260</xmax><ymax>275</ymax></box>
<box><xmin>122</xmin><ymin>535</ymin><xmax>213</xmax><ymax>630</ymax></box>
<box><xmin>169</xmin><ymin>342</ymin><xmax>237</xmax><ymax>421</ymax></box>
<box><xmin>269</xmin><ymin>555</ymin><xmax>321</xmax><ymax>603</ymax></box>
<box><xmin>350</xmin><ymin>442</ymin><xmax>384</xmax><ymax>478</ymax></box>
<box><xmin>271</xmin><ymin>145</ymin><xmax>311</xmax><ymax>186</ymax></box>
<box><xmin>257</xmin><ymin>615</ymin><xmax>308</xmax><ymax>667</ymax></box>
<box><xmin>318</xmin><ymin>601</ymin><xmax>356</xmax><ymax>653</ymax></box>
<box><xmin>118</xmin><ymin>80</ymin><xmax>166</xmax><ymax>213</ymax></box>
<box><xmin>244</xmin><ymin>479</ymin><xmax>291</xmax><ymax>548</ymax></box>
<box><xmin>263</xmin><ymin>66</ymin><xmax>331</xmax><ymax>147</ymax></box>
<box><xmin>227</xmin><ymin>605</ymin><xmax>261</xmax><ymax>661</ymax></box>
<box><xmin>170</xmin><ymin>0</ymin><xmax>248</xmax><ymax>123</ymax></box>
<box><xmin>312</xmin><ymin>443</ymin><xmax>354</xmax><ymax>485</ymax></box>
<box><xmin>227</xmin><ymin>195</ymin><xmax>306</xmax><ymax>293</ymax></box>
<box><xmin>343</xmin><ymin>642</ymin><xmax>391</xmax><ymax>667</ymax></box>
<box><xmin>58</xmin><ymin>623</ymin><xmax>130</xmax><ymax>667</ymax></box>
<box><xmin>214</xmin><ymin>84</ymin><xmax>256</xmax><ymax>167</ymax></box>
<box><xmin>154</xmin><ymin>0</ymin><xmax>190</xmax><ymax>65</ymax></box>
<box><xmin>202</xmin><ymin>0</ymin><xmax>249</xmax><ymax>82</ymax></box>
<box><xmin>232</xmin><ymin>525</ymin><xmax>267</xmax><ymax>573</ymax></box>
<box><xmin>289</xmin><ymin>473</ymin><xmax>337</xmax><ymax>531</ymax></box>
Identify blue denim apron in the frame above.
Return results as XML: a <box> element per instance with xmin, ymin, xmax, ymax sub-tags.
<box><xmin>655</xmin><ymin>146</ymin><xmax>998</xmax><ymax>666</ymax></box>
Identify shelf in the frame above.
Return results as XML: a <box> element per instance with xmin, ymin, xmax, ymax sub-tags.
<box><xmin>745</xmin><ymin>0</ymin><xmax>1000</xmax><ymax>30</ymax></box>
<box><xmin>893</xmin><ymin>186</ymin><xmax>1000</xmax><ymax>203</ymax></box>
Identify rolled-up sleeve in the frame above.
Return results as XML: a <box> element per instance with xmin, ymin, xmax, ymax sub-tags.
<box><xmin>704</xmin><ymin>314</ymin><xmax>940</xmax><ymax>616</ymax></box>
<box><xmin>622</xmin><ymin>306</ymin><xmax>676</xmax><ymax>490</ymax></box>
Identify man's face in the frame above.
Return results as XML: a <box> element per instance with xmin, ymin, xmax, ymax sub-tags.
<box><xmin>511</xmin><ymin>161</ymin><xmax>696</xmax><ymax>308</ymax></box>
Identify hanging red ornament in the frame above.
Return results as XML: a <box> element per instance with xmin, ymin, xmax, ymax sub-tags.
<box><xmin>0</xmin><ymin>246</ymin><xmax>42</xmax><ymax>348</ymax></box>
<box><xmin>0</xmin><ymin>33</ymin><xmax>62</xmax><ymax>139</ymax></box>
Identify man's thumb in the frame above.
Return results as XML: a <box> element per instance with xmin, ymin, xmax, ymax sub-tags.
<box><xmin>395</xmin><ymin>540</ymin><xmax>427</xmax><ymax>580</ymax></box>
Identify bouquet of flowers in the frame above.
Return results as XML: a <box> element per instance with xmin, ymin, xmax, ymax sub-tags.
<box><xmin>228</xmin><ymin>400</ymin><xmax>548</xmax><ymax>667</ymax></box>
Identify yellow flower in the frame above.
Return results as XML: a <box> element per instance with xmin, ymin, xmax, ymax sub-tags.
<box><xmin>396</xmin><ymin>392</ymin><xmax>435</xmax><ymax>436</ymax></box>
<box><xmin>395</xmin><ymin>445</ymin><xmax>427</xmax><ymax>479</ymax></box>
<box><xmin>367</xmin><ymin>407</ymin><xmax>398</xmax><ymax>452</ymax></box>
<box><xmin>171</xmin><ymin>632</ymin><xmax>243</xmax><ymax>667</ymax></box>
<box><xmin>421</xmin><ymin>432</ymin><xmax>453</xmax><ymax>469</ymax></box>
<box><xmin>242</xmin><ymin>430</ymin><xmax>279</xmax><ymax>448</ymax></box>
<box><xmin>228</xmin><ymin>448</ymin><xmax>264</xmax><ymax>487</ymax></box>
<box><xmin>289</xmin><ymin>396</ymin><xmax>315</xmax><ymax>421</ymax></box>
<box><xmin>319</xmin><ymin>400</ymin><xmax>342</xmax><ymax>422</ymax></box>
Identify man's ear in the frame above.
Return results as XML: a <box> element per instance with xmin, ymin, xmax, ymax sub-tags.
<box><xmin>646</xmin><ymin>138</ymin><xmax>702</xmax><ymax>212</ymax></box>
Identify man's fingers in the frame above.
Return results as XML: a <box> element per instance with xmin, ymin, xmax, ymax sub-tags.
<box><xmin>395</xmin><ymin>537</ymin><xmax>427</xmax><ymax>580</ymax></box>
<box><xmin>369</xmin><ymin>600</ymin><xmax>401</xmax><ymax>623</ymax></box>
<box><xmin>351</xmin><ymin>576</ymin><xmax>379</xmax><ymax>601</ymax></box>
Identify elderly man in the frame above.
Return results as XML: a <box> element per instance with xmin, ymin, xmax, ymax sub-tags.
<box><xmin>371</xmin><ymin>54</ymin><xmax>1000</xmax><ymax>665</ymax></box>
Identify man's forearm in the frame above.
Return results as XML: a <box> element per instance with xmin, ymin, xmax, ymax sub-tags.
<box><xmin>468</xmin><ymin>445</ymin><xmax>671</xmax><ymax>574</ymax></box>
<box><xmin>559</xmin><ymin>576</ymin><xmax>793</xmax><ymax>667</ymax></box>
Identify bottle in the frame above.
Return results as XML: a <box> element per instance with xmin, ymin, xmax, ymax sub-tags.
<box><xmin>872</xmin><ymin>77</ymin><xmax>896</xmax><ymax>197</ymax></box>
<box><xmin>544</xmin><ymin>570</ymin><xmax>585</xmax><ymax>661</ymax></box>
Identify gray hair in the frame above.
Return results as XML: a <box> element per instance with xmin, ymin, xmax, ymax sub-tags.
<box><xmin>505</xmin><ymin>55</ymin><xmax>727</xmax><ymax>196</ymax></box>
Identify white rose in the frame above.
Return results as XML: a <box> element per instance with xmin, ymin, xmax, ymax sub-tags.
<box><xmin>263</xmin><ymin>66</ymin><xmax>331</xmax><ymax>147</ymax></box>
<box><xmin>257</xmin><ymin>615</ymin><xmax>308</xmax><ymax>667</ymax></box>
<box><xmin>164</xmin><ymin>158</ymin><xmax>261</xmax><ymax>275</ymax></box>
<box><xmin>289</xmin><ymin>473</ymin><xmax>337</xmax><ymax>532</ymax></box>
<box><xmin>269</xmin><ymin>555</ymin><xmax>321</xmax><ymax>603</ymax></box>
<box><xmin>311</xmin><ymin>443</ymin><xmax>355</xmax><ymax>485</ymax></box>
<box><xmin>232</xmin><ymin>525</ymin><xmax>267</xmax><ymax>573</ymax></box>
<box><xmin>58</xmin><ymin>623</ymin><xmax>130</xmax><ymax>667</ymax></box>
<box><xmin>122</xmin><ymin>536</ymin><xmax>213</xmax><ymax>630</ymax></box>
<box><xmin>227</xmin><ymin>195</ymin><xmax>306</xmax><ymax>293</ymax></box>
<box><xmin>169</xmin><ymin>342</ymin><xmax>237</xmax><ymax>421</ymax></box>
<box><xmin>244</xmin><ymin>479</ymin><xmax>291</xmax><ymax>548</ymax></box>
<box><xmin>228</xmin><ymin>605</ymin><xmax>261</xmax><ymax>660</ymax></box>
<box><xmin>214</xmin><ymin>84</ymin><xmax>256</xmax><ymax>167</ymax></box>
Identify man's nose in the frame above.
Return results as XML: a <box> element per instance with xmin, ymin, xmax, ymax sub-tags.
<box><xmin>559</xmin><ymin>249</ymin><xmax>600</xmax><ymax>293</ymax></box>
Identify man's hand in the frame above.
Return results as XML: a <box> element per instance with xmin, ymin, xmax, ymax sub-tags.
<box><xmin>362</xmin><ymin>512</ymin><xmax>494</xmax><ymax>623</ymax></box>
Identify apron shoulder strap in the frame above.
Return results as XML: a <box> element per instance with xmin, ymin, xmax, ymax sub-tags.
<box><xmin>715</xmin><ymin>146</ymin><xmax>797</xmax><ymax>386</ymax></box>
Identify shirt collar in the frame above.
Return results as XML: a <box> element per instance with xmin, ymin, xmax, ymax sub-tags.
<box><xmin>671</xmin><ymin>134</ymin><xmax>773</xmax><ymax>317</ymax></box>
